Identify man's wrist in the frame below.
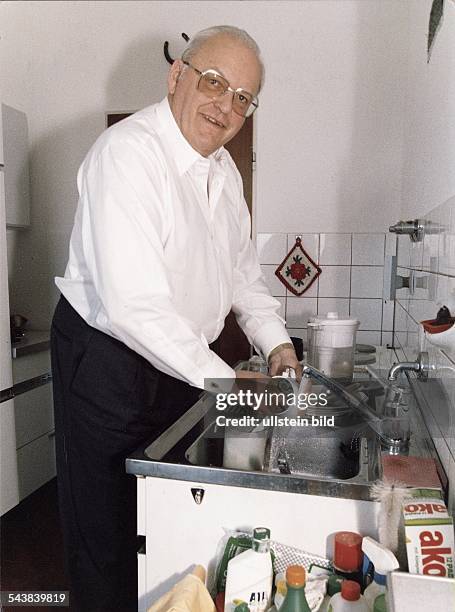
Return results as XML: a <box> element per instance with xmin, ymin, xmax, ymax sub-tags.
<box><xmin>267</xmin><ymin>342</ymin><xmax>294</xmax><ymax>363</ymax></box>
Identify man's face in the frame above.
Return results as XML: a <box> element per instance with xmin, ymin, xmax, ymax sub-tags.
<box><xmin>168</xmin><ymin>34</ymin><xmax>261</xmax><ymax>157</ymax></box>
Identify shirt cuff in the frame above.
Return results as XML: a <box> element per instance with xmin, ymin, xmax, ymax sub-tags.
<box><xmin>252</xmin><ymin>322</ymin><xmax>292</xmax><ymax>362</ymax></box>
<box><xmin>198</xmin><ymin>352</ymin><xmax>236</xmax><ymax>393</ymax></box>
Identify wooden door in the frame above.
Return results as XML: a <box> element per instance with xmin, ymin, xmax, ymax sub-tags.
<box><xmin>215</xmin><ymin>117</ymin><xmax>254</xmax><ymax>366</ymax></box>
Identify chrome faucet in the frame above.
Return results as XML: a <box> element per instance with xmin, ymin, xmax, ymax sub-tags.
<box><xmin>387</xmin><ymin>351</ymin><xmax>430</xmax><ymax>381</ymax></box>
<box><xmin>301</xmin><ymin>363</ymin><xmax>383</xmax><ymax>435</ymax></box>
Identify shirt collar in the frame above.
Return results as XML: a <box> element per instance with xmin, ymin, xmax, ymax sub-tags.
<box><xmin>156</xmin><ymin>97</ymin><xmax>228</xmax><ymax>176</ymax></box>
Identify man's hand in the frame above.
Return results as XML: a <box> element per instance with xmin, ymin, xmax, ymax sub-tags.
<box><xmin>268</xmin><ymin>344</ymin><xmax>302</xmax><ymax>380</ymax></box>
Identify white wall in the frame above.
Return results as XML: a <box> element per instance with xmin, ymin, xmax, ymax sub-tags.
<box><xmin>0</xmin><ymin>1</ymin><xmax>419</xmax><ymax>328</ymax></box>
<box><xmin>401</xmin><ymin>0</ymin><xmax>455</xmax><ymax>218</ymax></box>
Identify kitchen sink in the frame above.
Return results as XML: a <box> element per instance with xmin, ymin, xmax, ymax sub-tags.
<box><xmin>184</xmin><ymin>402</ymin><xmax>379</xmax><ymax>482</ymax></box>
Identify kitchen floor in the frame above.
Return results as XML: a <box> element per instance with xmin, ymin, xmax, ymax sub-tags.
<box><xmin>1</xmin><ymin>478</ymin><xmax>69</xmax><ymax>611</ymax></box>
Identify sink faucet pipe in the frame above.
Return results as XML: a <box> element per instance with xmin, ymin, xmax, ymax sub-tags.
<box><xmin>301</xmin><ymin>364</ymin><xmax>383</xmax><ymax>435</ymax></box>
<box><xmin>387</xmin><ymin>351</ymin><xmax>430</xmax><ymax>381</ymax></box>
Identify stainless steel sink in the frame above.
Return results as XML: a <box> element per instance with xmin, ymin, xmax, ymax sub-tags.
<box><xmin>185</xmin><ymin>406</ymin><xmax>380</xmax><ymax>482</ymax></box>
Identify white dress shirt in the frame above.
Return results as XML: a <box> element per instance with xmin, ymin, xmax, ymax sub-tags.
<box><xmin>56</xmin><ymin>97</ymin><xmax>291</xmax><ymax>389</ymax></box>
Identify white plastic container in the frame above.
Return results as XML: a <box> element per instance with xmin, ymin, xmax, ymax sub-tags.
<box><xmin>224</xmin><ymin>527</ymin><xmax>273</xmax><ymax>612</ymax></box>
<box><xmin>328</xmin><ymin>580</ymin><xmax>369</xmax><ymax>611</ymax></box>
<box><xmin>308</xmin><ymin>312</ymin><xmax>360</xmax><ymax>383</ymax></box>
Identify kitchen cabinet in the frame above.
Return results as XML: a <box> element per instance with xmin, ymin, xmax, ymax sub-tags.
<box><xmin>0</xmin><ymin>163</ymin><xmax>19</xmax><ymax>515</ymax></box>
<box><xmin>12</xmin><ymin>348</ymin><xmax>55</xmax><ymax>502</ymax></box>
<box><xmin>1</xmin><ymin>103</ymin><xmax>30</xmax><ymax>228</ymax></box>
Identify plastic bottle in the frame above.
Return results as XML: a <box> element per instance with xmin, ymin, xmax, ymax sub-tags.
<box><xmin>328</xmin><ymin>580</ymin><xmax>369</xmax><ymax>611</ymax></box>
<box><xmin>361</xmin><ymin>537</ymin><xmax>399</xmax><ymax>611</ymax></box>
<box><xmin>279</xmin><ymin>565</ymin><xmax>311</xmax><ymax>612</ymax></box>
<box><xmin>372</xmin><ymin>594</ymin><xmax>386</xmax><ymax>612</ymax></box>
<box><xmin>327</xmin><ymin>532</ymin><xmax>363</xmax><ymax>595</ymax></box>
<box><xmin>224</xmin><ymin>527</ymin><xmax>273</xmax><ymax>612</ymax></box>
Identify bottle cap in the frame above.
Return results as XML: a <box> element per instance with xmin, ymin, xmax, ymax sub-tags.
<box><xmin>334</xmin><ymin>531</ymin><xmax>363</xmax><ymax>572</ymax></box>
<box><xmin>341</xmin><ymin>580</ymin><xmax>361</xmax><ymax>601</ymax></box>
<box><xmin>285</xmin><ymin>564</ymin><xmax>306</xmax><ymax>587</ymax></box>
<box><xmin>253</xmin><ymin>527</ymin><xmax>270</xmax><ymax>541</ymax></box>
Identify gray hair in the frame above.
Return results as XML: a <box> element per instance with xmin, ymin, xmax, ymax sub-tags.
<box><xmin>181</xmin><ymin>25</ymin><xmax>265</xmax><ymax>91</ymax></box>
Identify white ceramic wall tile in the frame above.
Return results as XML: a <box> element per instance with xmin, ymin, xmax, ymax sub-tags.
<box><xmin>382</xmin><ymin>299</ymin><xmax>395</xmax><ymax>331</ymax></box>
<box><xmin>351</xmin><ymin>266</ymin><xmax>383</xmax><ymax>298</ymax></box>
<box><xmin>397</xmin><ymin>234</ymin><xmax>410</xmax><ymax>268</ymax></box>
<box><xmin>356</xmin><ymin>331</ymin><xmax>381</xmax><ymax>345</ymax></box>
<box><xmin>395</xmin><ymin>267</ymin><xmax>411</xmax><ymax>301</ymax></box>
<box><xmin>260</xmin><ymin>265</ymin><xmax>286</xmax><ymax>297</ymax></box>
<box><xmin>287</xmin><ymin>233</ymin><xmax>319</xmax><ymax>263</ymax></box>
<box><xmin>350</xmin><ymin>299</ymin><xmax>382</xmax><ymax>330</ymax></box>
<box><xmin>256</xmin><ymin>233</ymin><xmax>287</xmax><ymax>264</ymax></box>
<box><xmin>352</xmin><ymin>234</ymin><xmax>385</xmax><ymax>266</ymax></box>
<box><xmin>395</xmin><ymin>300</ymin><xmax>409</xmax><ymax>332</ymax></box>
<box><xmin>385</xmin><ymin>233</ymin><xmax>397</xmax><ymax>257</ymax></box>
<box><xmin>447</xmin><ymin>203</ymin><xmax>455</xmax><ymax>276</ymax></box>
<box><xmin>289</xmin><ymin>279</ymin><xmax>318</xmax><ymax>299</ymax></box>
<box><xmin>319</xmin><ymin>234</ymin><xmax>351</xmax><ymax>265</ymax></box>
<box><xmin>447</xmin><ymin>277</ymin><xmax>455</xmax><ymax>312</ymax></box>
<box><xmin>286</xmin><ymin>297</ymin><xmax>317</xmax><ymax>328</ymax></box>
<box><xmin>285</xmin><ymin>328</ymin><xmax>307</xmax><ymax>342</ymax></box>
<box><xmin>409</xmin><ymin>240</ymin><xmax>424</xmax><ymax>270</ymax></box>
<box><xmin>318</xmin><ymin>266</ymin><xmax>351</xmax><ymax>298</ymax></box>
<box><xmin>381</xmin><ymin>332</ymin><xmax>393</xmax><ymax>346</ymax></box>
<box><xmin>408</xmin><ymin>298</ymin><xmax>436</xmax><ymax>324</ymax></box>
<box><xmin>318</xmin><ymin>298</ymin><xmax>349</xmax><ymax>318</ymax></box>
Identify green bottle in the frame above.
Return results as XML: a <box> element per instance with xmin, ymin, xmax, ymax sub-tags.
<box><xmin>280</xmin><ymin>565</ymin><xmax>311</xmax><ymax>612</ymax></box>
<box><xmin>234</xmin><ymin>603</ymin><xmax>250</xmax><ymax>612</ymax></box>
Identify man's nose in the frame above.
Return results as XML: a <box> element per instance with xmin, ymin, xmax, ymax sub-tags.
<box><xmin>213</xmin><ymin>90</ymin><xmax>234</xmax><ymax>114</ymax></box>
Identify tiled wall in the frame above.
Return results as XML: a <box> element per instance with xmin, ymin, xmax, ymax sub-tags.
<box><xmin>393</xmin><ymin>195</ymin><xmax>455</xmax><ymax>512</ymax></box>
<box><xmin>256</xmin><ymin>232</ymin><xmax>396</xmax><ymax>346</ymax></box>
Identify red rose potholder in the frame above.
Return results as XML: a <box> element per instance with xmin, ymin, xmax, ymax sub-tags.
<box><xmin>275</xmin><ymin>237</ymin><xmax>321</xmax><ymax>296</ymax></box>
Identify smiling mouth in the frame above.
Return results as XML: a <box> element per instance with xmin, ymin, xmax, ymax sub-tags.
<box><xmin>202</xmin><ymin>114</ymin><xmax>225</xmax><ymax>128</ymax></box>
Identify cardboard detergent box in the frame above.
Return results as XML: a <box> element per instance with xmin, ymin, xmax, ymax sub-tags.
<box><xmin>404</xmin><ymin>488</ymin><xmax>454</xmax><ymax>578</ymax></box>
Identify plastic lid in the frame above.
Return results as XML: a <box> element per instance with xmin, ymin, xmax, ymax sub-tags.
<box><xmin>334</xmin><ymin>531</ymin><xmax>363</xmax><ymax>572</ymax></box>
<box><xmin>308</xmin><ymin>312</ymin><xmax>359</xmax><ymax>327</ymax></box>
<box><xmin>253</xmin><ymin>527</ymin><xmax>270</xmax><ymax>541</ymax></box>
<box><xmin>286</xmin><ymin>565</ymin><xmax>306</xmax><ymax>587</ymax></box>
<box><xmin>341</xmin><ymin>580</ymin><xmax>361</xmax><ymax>601</ymax></box>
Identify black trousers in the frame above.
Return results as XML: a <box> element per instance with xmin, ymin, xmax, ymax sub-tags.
<box><xmin>50</xmin><ymin>297</ymin><xmax>202</xmax><ymax>611</ymax></box>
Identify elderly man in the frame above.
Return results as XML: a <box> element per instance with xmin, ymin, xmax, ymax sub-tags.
<box><xmin>51</xmin><ymin>25</ymin><xmax>299</xmax><ymax>611</ymax></box>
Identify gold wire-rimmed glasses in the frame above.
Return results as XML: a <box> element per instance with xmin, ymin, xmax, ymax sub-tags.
<box><xmin>182</xmin><ymin>61</ymin><xmax>258</xmax><ymax>118</ymax></box>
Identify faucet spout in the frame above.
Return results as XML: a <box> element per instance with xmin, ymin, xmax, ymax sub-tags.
<box><xmin>387</xmin><ymin>351</ymin><xmax>429</xmax><ymax>381</ymax></box>
<box><xmin>301</xmin><ymin>363</ymin><xmax>382</xmax><ymax>435</ymax></box>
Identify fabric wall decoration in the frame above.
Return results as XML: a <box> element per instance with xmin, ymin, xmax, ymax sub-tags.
<box><xmin>275</xmin><ymin>237</ymin><xmax>321</xmax><ymax>296</ymax></box>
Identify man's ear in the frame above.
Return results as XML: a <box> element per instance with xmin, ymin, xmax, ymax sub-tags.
<box><xmin>168</xmin><ymin>60</ymin><xmax>183</xmax><ymax>95</ymax></box>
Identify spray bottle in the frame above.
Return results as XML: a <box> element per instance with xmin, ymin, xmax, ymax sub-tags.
<box><xmin>361</xmin><ymin>537</ymin><xmax>399</xmax><ymax>611</ymax></box>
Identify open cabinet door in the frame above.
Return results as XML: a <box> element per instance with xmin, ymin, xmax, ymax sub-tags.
<box><xmin>0</xmin><ymin>168</ymin><xmax>19</xmax><ymax>515</ymax></box>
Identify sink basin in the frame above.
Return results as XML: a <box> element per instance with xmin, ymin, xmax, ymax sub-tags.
<box><xmin>185</xmin><ymin>409</ymin><xmax>378</xmax><ymax>482</ymax></box>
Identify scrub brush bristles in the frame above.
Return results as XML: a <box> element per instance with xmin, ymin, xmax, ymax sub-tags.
<box><xmin>371</xmin><ymin>480</ymin><xmax>409</xmax><ymax>554</ymax></box>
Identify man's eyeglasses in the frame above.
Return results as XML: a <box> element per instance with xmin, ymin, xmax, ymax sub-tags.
<box><xmin>182</xmin><ymin>61</ymin><xmax>258</xmax><ymax>118</ymax></box>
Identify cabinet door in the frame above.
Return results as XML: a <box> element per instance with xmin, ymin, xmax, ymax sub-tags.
<box><xmin>14</xmin><ymin>383</ymin><xmax>54</xmax><ymax>448</ymax></box>
<box><xmin>0</xmin><ymin>167</ymin><xmax>19</xmax><ymax>515</ymax></box>
<box><xmin>2</xmin><ymin>103</ymin><xmax>30</xmax><ymax>228</ymax></box>
<box><xmin>17</xmin><ymin>431</ymin><xmax>56</xmax><ymax>501</ymax></box>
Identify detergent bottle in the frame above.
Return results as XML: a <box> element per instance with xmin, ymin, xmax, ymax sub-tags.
<box><xmin>361</xmin><ymin>537</ymin><xmax>399</xmax><ymax>611</ymax></box>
